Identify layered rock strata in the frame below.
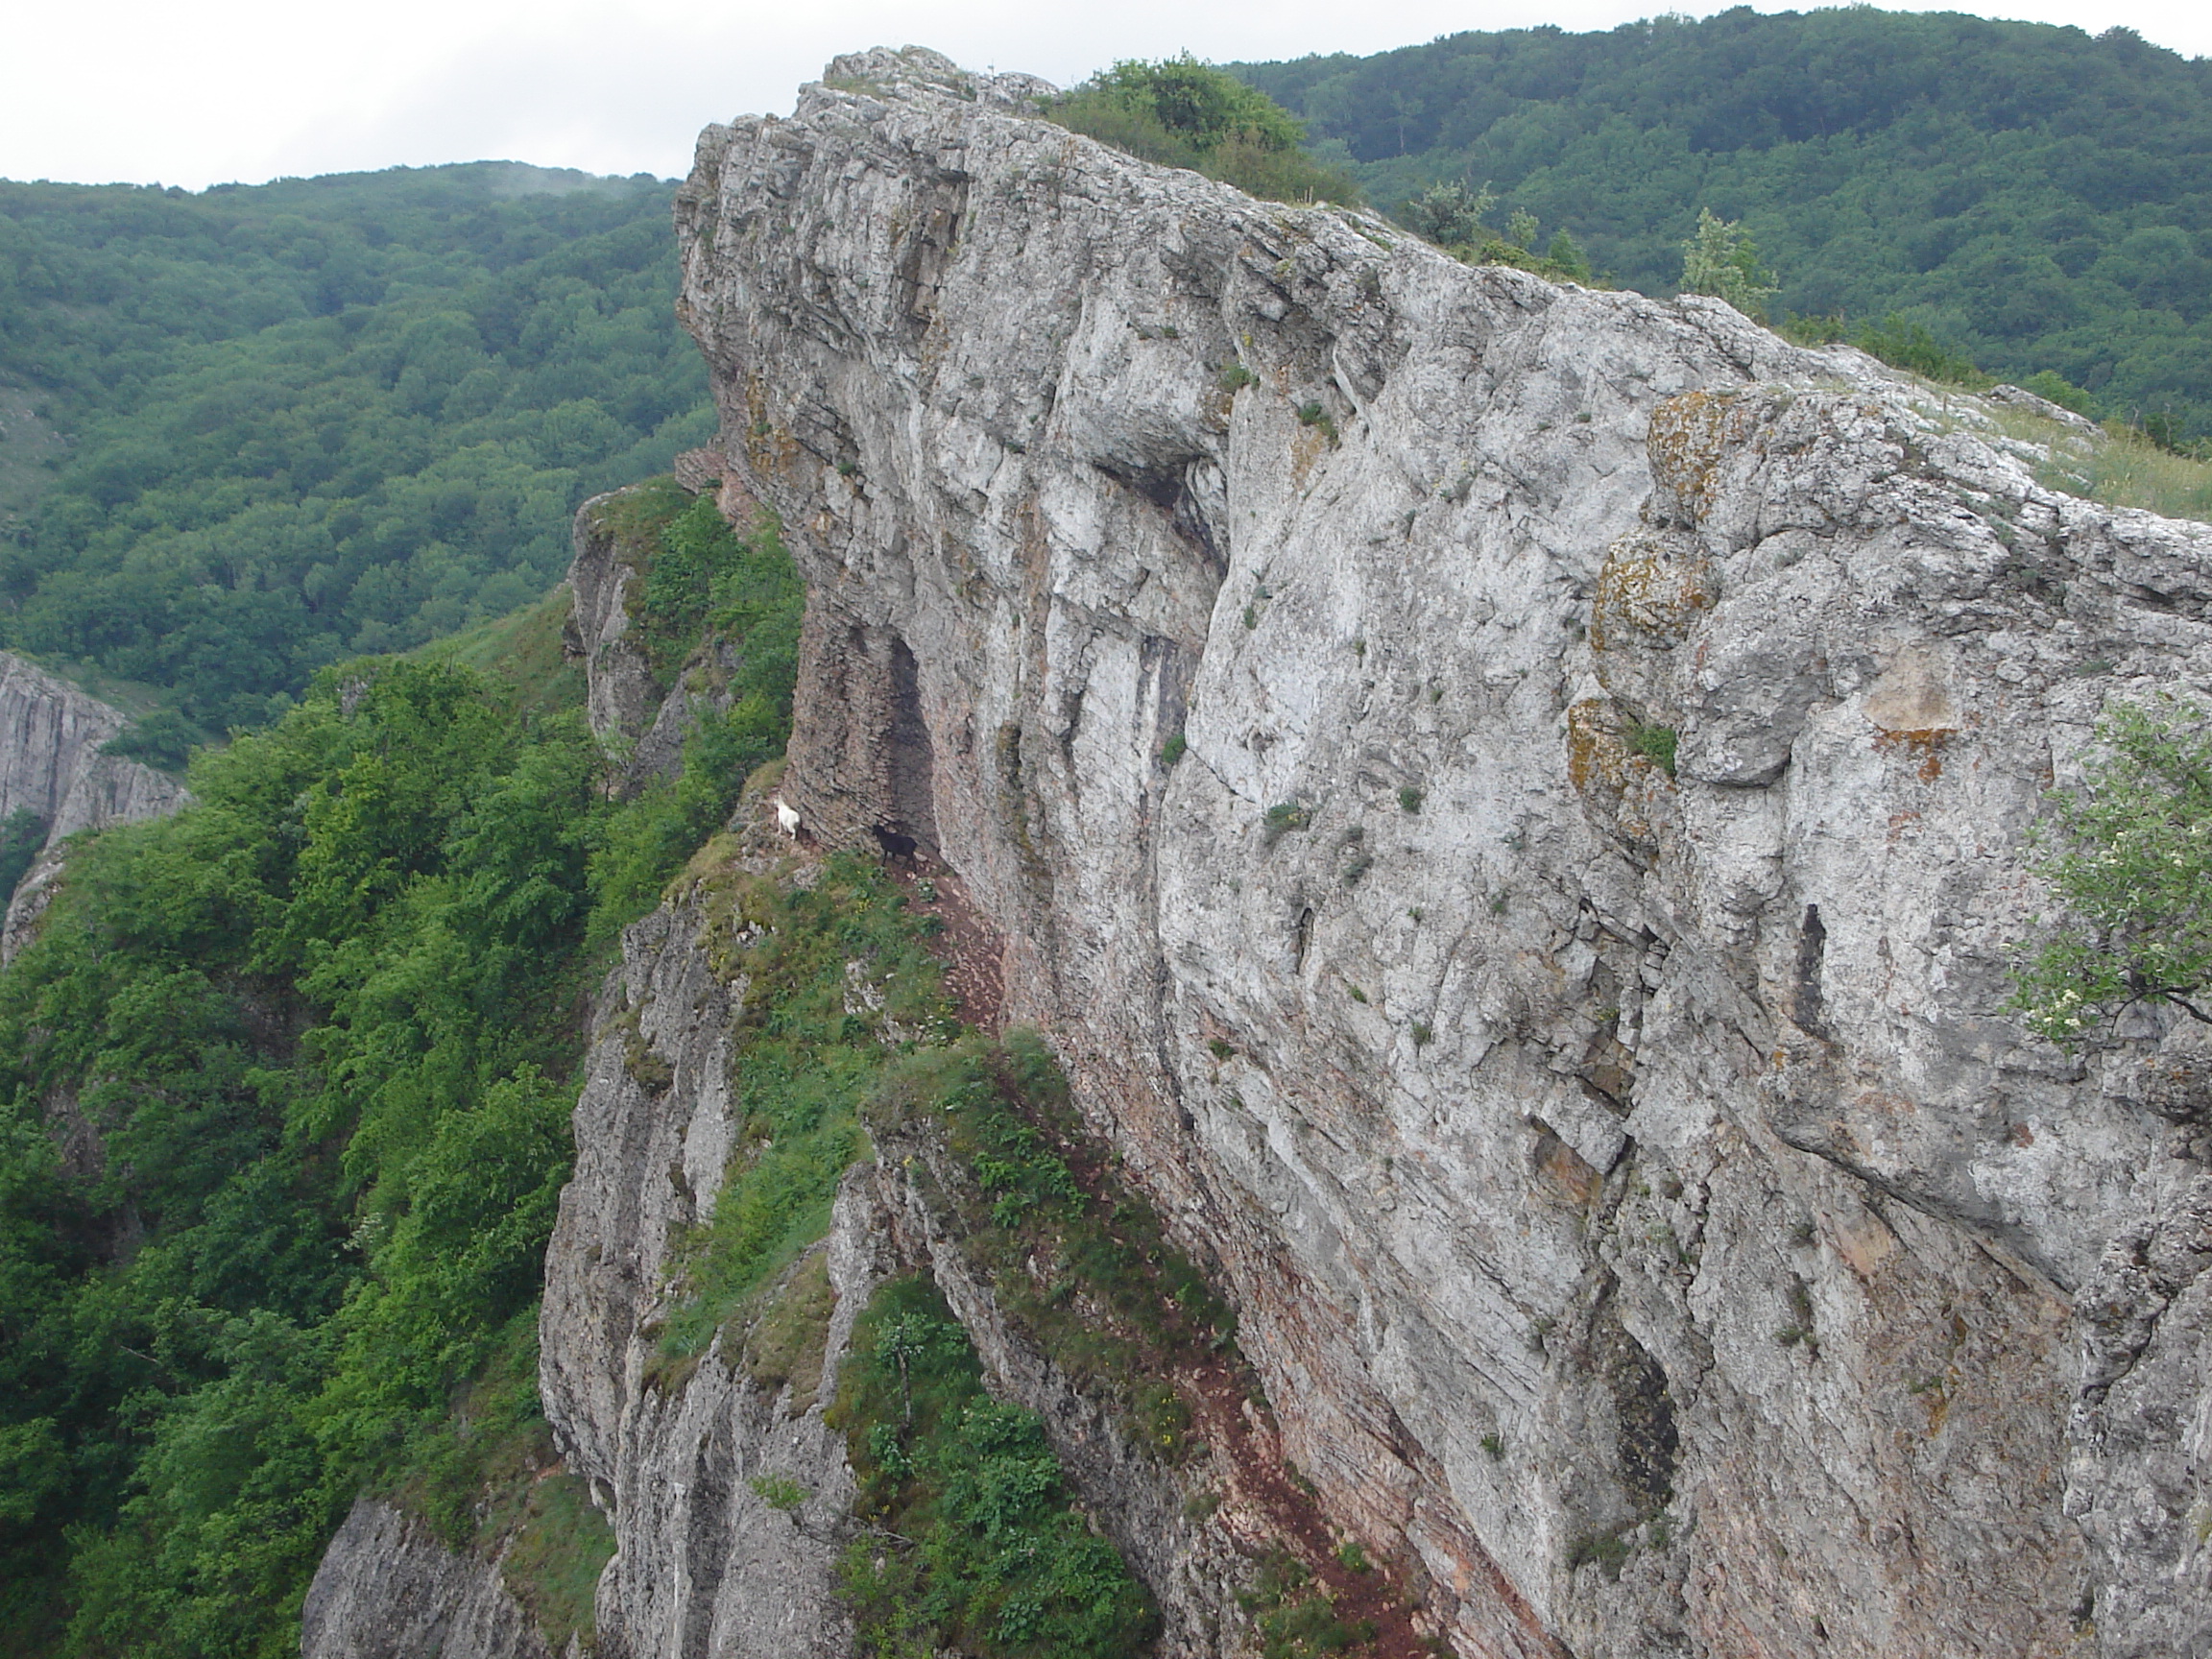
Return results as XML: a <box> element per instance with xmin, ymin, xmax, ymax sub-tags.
<box><xmin>661</xmin><ymin>47</ymin><xmax>2212</xmax><ymax>1658</ymax></box>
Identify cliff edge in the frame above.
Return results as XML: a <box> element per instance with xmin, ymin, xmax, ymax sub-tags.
<box><xmin>665</xmin><ymin>46</ymin><xmax>2212</xmax><ymax>1658</ymax></box>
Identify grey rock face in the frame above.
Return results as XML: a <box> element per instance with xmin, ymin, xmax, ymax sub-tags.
<box><xmin>564</xmin><ymin>475</ymin><xmax>769</xmax><ymax>797</ymax></box>
<box><xmin>529</xmin><ymin>864</ymin><xmax>1293</xmax><ymax>1658</ymax></box>
<box><xmin>538</xmin><ymin>894</ymin><xmax>875</xmax><ymax>1659</ymax></box>
<box><xmin>670</xmin><ymin>48</ymin><xmax>2212</xmax><ymax>1657</ymax></box>
<box><xmin>0</xmin><ymin>651</ymin><xmax>189</xmax><ymax>959</ymax></box>
<box><xmin>301</xmin><ymin>1500</ymin><xmax>555</xmax><ymax>1659</ymax></box>
<box><xmin>565</xmin><ymin>494</ymin><xmax>669</xmax><ymax>781</ymax></box>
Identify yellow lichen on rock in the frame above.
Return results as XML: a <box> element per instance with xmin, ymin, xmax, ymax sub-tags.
<box><xmin>1591</xmin><ymin>533</ymin><xmax>1719</xmax><ymax>652</ymax></box>
<box><xmin>1566</xmin><ymin>696</ymin><xmax>1635</xmax><ymax>794</ymax></box>
<box><xmin>1648</xmin><ymin>389</ymin><xmax>1757</xmax><ymax>520</ymax></box>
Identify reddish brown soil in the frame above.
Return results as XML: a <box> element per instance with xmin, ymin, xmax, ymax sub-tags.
<box><xmin>959</xmin><ymin>1029</ymin><xmax>1440</xmax><ymax>1658</ymax></box>
<box><xmin>885</xmin><ymin>852</ymin><xmax>1005</xmax><ymax>1032</ymax></box>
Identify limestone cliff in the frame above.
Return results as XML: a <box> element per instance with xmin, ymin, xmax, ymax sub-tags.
<box><xmin>537</xmin><ymin>894</ymin><xmax>874</xmax><ymax>1659</ymax></box>
<box><xmin>303</xmin><ymin>44</ymin><xmax>2212</xmax><ymax>1659</ymax></box>
<box><xmin>0</xmin><ymin>651</ymin><xmax>190</xmax><ymax>959</ymax></box>
<box><xmin>301</xmin><ymin>1501</ymin><xmax>558</xmax><ymax>1659</ymax></box>
<box><xmin>659</xmin><ymin>47</ymin><xmax>2212</xmax><ymax>1657</ymax></box>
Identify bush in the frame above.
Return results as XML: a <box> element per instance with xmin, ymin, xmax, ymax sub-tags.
<box><xmin>1048</xmin><ymin>57</ymin><xmax>1359</xmax><ymax>206</ymax></box>
<box><xmin>2011</xmin><ymin>697</ymin><xmax>2212</xmax><ymax>1043</ymax></box>
<box><xmin>1400</xmin><ymin>181</ymin><xmax>1595</xmax><ymax>282</ymax></box>
<box><xmin>1624</xmin><ymin>721</ymin><xmax>1678</xmax><ymax>777</ymax></box>
<box><xmin>1679</xmin><ymin>207</ymin><xmax>1777</xmax><ymax>321</ymax></box>
<box><xmin>2021</xmin><ymin>370</ymin><xmax>2097</xmax><ymax>417</ymax></box>
<box><xmin>1853</xmin><ymin>314</ymin><xmax>1988</xmax><ymax>386</ymax></box>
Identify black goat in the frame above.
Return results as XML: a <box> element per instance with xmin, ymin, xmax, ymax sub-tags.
<box><xmin>869</xmin><ymin>823</ymin><xmax>919</xmax><ymax>864</ymax></box>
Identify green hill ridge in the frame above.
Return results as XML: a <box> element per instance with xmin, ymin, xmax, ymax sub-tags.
<box><xmin>0</xmin><ymin>162</ymin><xmax>712</xmax><ymax>738</ymax></box>
<box><xmin>1235</xmin><ymin>6</ymin><xmax>2212</xmax><ymax>438</ymax></box>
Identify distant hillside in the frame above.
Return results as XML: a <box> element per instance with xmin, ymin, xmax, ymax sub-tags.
<box><xmin>1236</xmin><ymin>7</ymin><xmax>2212</xmax><ymax>436</ymax></box>
<box><xmin>0</xmin><ymin>163</ymin><xmax>710</xmax><ymax>733</ymax></box>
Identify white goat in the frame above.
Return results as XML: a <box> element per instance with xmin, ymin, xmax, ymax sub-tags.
<box><xmin>772</xmin><ymin>795</ymin><xmax>802</xmax><ymax>839</ymax></box>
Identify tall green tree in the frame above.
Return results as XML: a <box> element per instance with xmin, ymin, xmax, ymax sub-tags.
<box><xmin>2013</xmin><ymin>698</ymin><xmax>2212</xmax><ymax>1043</ymax></box>
<box><xmin>1679</xmin><ymin>206</ymin><xmax>1777</xmax><ymax>319</ymax></box>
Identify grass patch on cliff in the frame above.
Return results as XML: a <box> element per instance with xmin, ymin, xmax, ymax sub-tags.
<box><xmin>420</xmin><ymin>586</ymin><xmax>585</xmax><ymax>721</ymax></box>
<box><xmin>2044</xmin><ymin>420</ymin><xmax>2212</xmax><ymax>525</ymax></box>
<box><xmin>1238</xmin><ymin>1551</ymin><xmax>1373</xmax><ymax>1657</ymax></box>
<box><xmin>865</xmin><ymin>1029</ymin><xmax>1242</xmax><ymax>1459</ymax></box>
<box><xmin>644</xmin><ymin>855</ymin><xmax>954</xmax><ymax>1386</ymax></box>
<box><xmin>627</xmin><ymin>866</ymin><xmax>1236</xmax><ymax>1652</ymax></box>
<box><xmin>498</xmin><ymin>1470</ymin><xmax>617</xmax><ymax>1653</ymax></box>
<box><xmin>588</xmin><ymin>477</ymin><xmax>805</xmax><ymax>696</ymax></box>
<box><xmin>830</xmin><ymin>1274</ymin><xmax>1157</xmax><ymax>1659</ymax></box>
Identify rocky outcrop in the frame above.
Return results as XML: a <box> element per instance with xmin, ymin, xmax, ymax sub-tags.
<box><xmin>0</xmin><ymin>651</ymin><xmax>189</xmax><ymax>959</ymax></box>
<box><xmin>538</xmin><ymin>892</ymin><xmax>876</xmax><ymax>1659</ymax></box>
<box><xmin>532</xmin><ymin>851</ymin><xmax>1328</xmax><ymax>1658</ymax></box>
<box><xmin>301</xmin><ymin>1501</ymin><xmax>556</xmax><ymax>1659</ymax></box>
<box><xmin>666</xmin><ymin>47</ymin><xmax>2212</xmax><ymax>1657</ymax></box>
<box><xmin>565</xmin><ymin>493</ymin><xmax>665</xmax><ymax>776</ymax></box>
<box><xmin>564</xmin><ymin>477</ymin><xmax>764</xmax><ymax>792</ymax></box>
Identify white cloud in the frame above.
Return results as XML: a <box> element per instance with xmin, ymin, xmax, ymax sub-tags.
<box><xmin>1</xmin><ymin>0</ymin><xmax>2206</xmax><ymax>189</ymax></box>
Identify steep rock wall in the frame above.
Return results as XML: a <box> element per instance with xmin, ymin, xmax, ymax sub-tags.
<box><xmin>0</xmin><ymin>651</ymin><xmax>189</xmax><ymax>958</ymax></box>
<box><xmin>538</xmin><ymin>895</ymin><xmax>874</xmax><ymax>1659</ymax></box>
<box><xmin>674</xmin><ymin>47</ymin><xmax>2212</xmax><ymax>1657</ymax></box>
<box><xmin>301</xmin><ymin>1501</ymin><xmax>558</xmax><ymax>1659</ymax></box>
<box><xmin>531</xmin><ymin>853</ymin><xmax>1298</xmax><ymax>1658</ymax></box>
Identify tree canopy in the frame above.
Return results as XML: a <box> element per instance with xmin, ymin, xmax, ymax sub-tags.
<box><xmin>0</xmin><ymin>163</ymin><xmax>711</xmax><ymax>735</ymax></box>
<box><xmin>0</xmin><ymin>482</ymin><xmax>798</xmax><ymax>1657</ymax></box>
<box><xmin>1235</xmin><ymin>9</ymin><xmax>2212</xmax><ymax>436</ymax></box>
<box><xmin>1047</xmin><ymin>56</ymin><xmax>1360</xmax><ymax>206</ymax></box>
<box><xmin>2013</xmin><ymin>698</ymin><xmax>2212</xmax><ymax>1044</ymax></box>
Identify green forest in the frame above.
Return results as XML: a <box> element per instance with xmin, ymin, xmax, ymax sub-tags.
<box><xmin>0</xmin><ymin>485</ymin><xmax>798</xmax><ymax>1657</ymax></box>
<box><xmin>0</xmin><ymin>164</ymin><xmax>711</xmax><ymax>738</ymax></box>
<box><xmin>1236</xmin><ymin>7</ymin><xmax>2212</xmax><ymax>438</ymax></box>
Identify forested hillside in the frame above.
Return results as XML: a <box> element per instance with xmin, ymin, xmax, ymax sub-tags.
<box><xmin>0</xmin><ymin>485</ymin><xmax>799</xmax><ymax>1657</ymax></box>
<box><xmin>0</xmin><ymin>165</ymin><xmax>711</xmax><ymax>740</ymax></box>
<box><xmin>1237</xmin><ymin>7</ymin><xmax>2212</xmax><ymax>437</ymax></box>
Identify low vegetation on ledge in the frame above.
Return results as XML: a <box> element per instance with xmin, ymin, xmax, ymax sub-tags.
<box><xmin>1046</xmin><ymin>56</ymin><xmax>1361</xmax><ymax>207</ymax></box>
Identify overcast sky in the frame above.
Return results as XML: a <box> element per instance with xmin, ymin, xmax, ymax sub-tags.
<box><xmin>3</xmin><ymin>0</ymin><xmax>2207</xmax><ymax>191</ymax></box>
